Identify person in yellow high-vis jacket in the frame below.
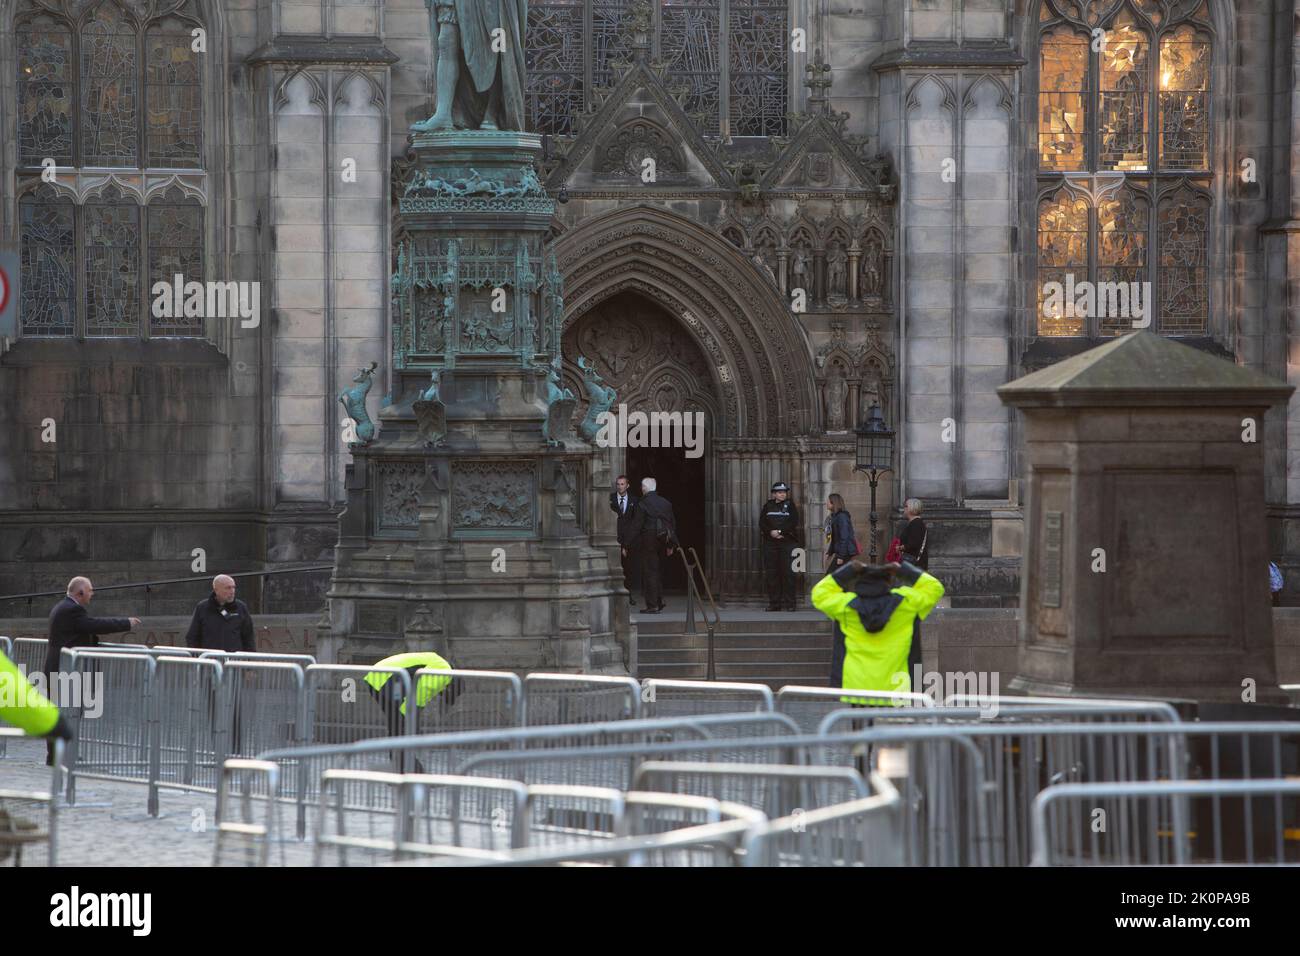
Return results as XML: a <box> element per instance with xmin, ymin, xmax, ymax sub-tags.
<box><xmin>811</xmin><ymin>559</ymin><xmax>944</xmax><ymax>695</ymax></box>
<box><xmin>0</xmin><ymin>650</ymin><xmax>72</xmax><ymax>741</ymax></box>
<box><xmin>364</xmin><ymin>655</ymin><xmax>460</xmax><ymax>738</ymax></box>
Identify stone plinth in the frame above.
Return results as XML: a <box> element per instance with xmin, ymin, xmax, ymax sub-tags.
<box><xmin>320</xmin><ymin>129</ymin><xmax>630</xmax><ymax>672</ymax></box>
<box><xmin>997</xmin><ymin>332</ymin><xmax>1294</xmax><ymax>703</ymax></box>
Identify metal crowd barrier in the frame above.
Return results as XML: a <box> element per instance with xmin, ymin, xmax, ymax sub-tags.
<box><xmin>1031</xmin><ymin>778</ymin><xmax>1300</xmax><ymax>866</ymax></box>
<box><xmin>776</xmin><ymin>685</ymin><xmax>932</xmax><ymax>734</ymax></box>
<box><xmin>435</xmin><ymin>806</ymin><xmax>768</xmax><ymax>867</ymax></box>
<box><xmin>640</xmin><ymin>680</ymin><xmax>774</xmax><ymax>719</ymax></box>
<box><xmin>63</xmin><ymin>651</ymin><xmax>157</xmax><ymax>808</ymax></box>
<box><xmin>199</xmin><ymin>651</ymin><xmax>316</xmax><ymax>667</ymax></box>
<box><xmin>11</xmin><ymin>638</ymin><xmax>47</xmax><ymax>678</ymax></box>
<box><xmin>815</xmin><ymin>700</ymin><xmax>1181</xmax><ymax>737</ymax></box>
<box><xmin>743</xmin><ymin>772</ymin><xmax>904</xmax><ymax>867</ymax></box>
<box><xmin>149</xmin><ymin>656</ymin><xmax>227</xmax><ymax>811</ymax></box>
<box><xmin>410</xmin><ymin>668</ymin><xmax>524</xmax><ymax>734</ymax></box>
<box><xmin>0</xmin><ymin>636</ymin><xmax>11</xmax><ymax>659</ymax></box>
<box><xmin>257</xmin><ymin>712</ymin><xmax>799</xmax><ymax>838</ymax></box>
<box><xmin>0</xmin><ymin>730</ymin><xmax>61</xmax><ymax>867</ymax></box>
<box><xmin>215</xmin><ymin>759</ymin><xmax>290</xmax><ymax>867</ymax></box>
<box><xmin>833</xmin><ymin>719</ymin><xmax>1300</xmax><ymax>866</ymax></box>
<box><xmin>632</xmin><ymin>761</ymin><xmax>870</xmax><ymax>819</ymax></box>
<box><xmin>523</xmin><ymin>674</ymin><xmax>641</xmax><ymax>725</ymax></box>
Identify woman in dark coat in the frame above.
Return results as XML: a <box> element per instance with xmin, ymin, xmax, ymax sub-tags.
<box><xmin>824</xmin><ymin>493</ymin><xmax>858</xmax><ymax>685</ymax></box>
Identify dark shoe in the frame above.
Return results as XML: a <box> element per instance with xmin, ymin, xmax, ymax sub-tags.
<box><xmin>786</xmin><ymin>606</ymin><xmax>798</xmax><ymax>612</ymax></box>
<box><xmin>766</xmin><ymin>605</ymin><xmax>781</xmax><ymax>612</ymax></box>
<box><xmin>655</xmin><ymin>603</ymin><xmax>666</xmax><ymax>611</ymax></box>
<box><xmin>641</xmin><ymin>607</ymin><xmax>660</xmax><ymax>614</ymax></box>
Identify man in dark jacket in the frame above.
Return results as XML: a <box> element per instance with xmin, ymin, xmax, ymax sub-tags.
<box><xmin>184</xmin><ymin>574</ymin><xmax>256</xmax><ymax>652</ymax></box>
<box><xmin>759</xmin><ymin>481</ymin><xmax>801</xmax><ymax>611</ymax></box>
<box><xmin>626</xmin><ymin>477</ymin><xmax>677</xmax><ymax>614</ymax></box>
<box><xmin>609</xmin><ymin>474</ymin><xmax>641</xmax><ymax>606</ymax></box>
<box><xmin>44</xmin><ymin>577</ymin><xmax>139</xmax><ymax>680</ymax></box>
<box><xmin>44</xmin><ymin>576</ymin><xmax>139</xmax><ymax>765</ymax></box>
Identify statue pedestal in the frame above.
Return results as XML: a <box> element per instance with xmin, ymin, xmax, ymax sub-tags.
<box><xmin>321</xmin><ymin>130</ymin><xmax>631</xmax><ymax>673</ymax></box>
<box><xmin>998</xmin><ymin>332</ymin><xmax>1293</xmax><ymax>703</ymax></box>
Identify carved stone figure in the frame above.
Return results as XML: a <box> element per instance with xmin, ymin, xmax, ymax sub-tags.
<box><xmin>413</xmin><ymin>368</ymin><xmax>448</xmax><ymax>448</ymax></box>
<box><xmin>860</xmin><ymin>375</ymin><xmax>883</xmax><ymax>420</ymax></box>
<box><xmin>539</xmin><ymin>360</ymin><xmax>577</xmax><ymax>447</ymax></box>
<box><xmin>751</xmin><ymin>251</ymin><xmax>776</xmax><ymax>285</ymax></box>
<box><xmin>827</xmin><ymin>243</ymin><xmax>847</xmax><ymax>297</ymax></box>
<box><xmin>862</xmin><ymin>237</ymin><xmax>883</xmax><ymax>296</ymax></box>
<box><xmin>825</xmin><ymin>375</ymin><xmax>847</xmax><ymax>431</ymax></box>
<box><xmin>790</xmin><ymin>247</ymin><xmax>810</xmax><ymax>292</ymax></box>
<box><xmin>413</xmin><ymin>0</ymin><xmax>527</xmax><ymax>132</ymax></box>
<box><xmin>339</xmin><ymin>362</ymin><xmax>379</xmax><ymax>445</ymax></box>
<box><xmin>577</xmin><ymin>356</ymin><xmax>617</xmax><ymax>443</ymax></box>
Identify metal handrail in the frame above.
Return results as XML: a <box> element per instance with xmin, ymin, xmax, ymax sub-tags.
<box><xmin>0</xmin><ymin>565</ymin><xmax>333</xmax><ymax>616</ymax></box>
<box><xmin>673</xmin><ymin>546</ymin><xmax>720</xmax><ymax>680</ymax></box>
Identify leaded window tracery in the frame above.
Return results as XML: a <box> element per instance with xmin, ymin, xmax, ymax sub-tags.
<box><xmin>1035</xmin><ymin>0</ymin><xmax>1214</xmax><ymax>337</ymax></box>
<box><xmin>525</xmin><ymin>0</ymin><xmax>789</xmax><ymax>139</ymax></box>
<box><xmin>14</xmin><ymin>0</ymin><xmax>207</xmax><ymax>339</ymax></box>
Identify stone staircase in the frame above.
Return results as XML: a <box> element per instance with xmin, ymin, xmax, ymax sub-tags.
<box><xmin>636</xmin><ymin>616</ymin><xmax>833</xmax><ymax>688</ymax></box>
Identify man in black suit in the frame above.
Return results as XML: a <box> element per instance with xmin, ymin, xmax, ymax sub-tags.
<box><xmin>626</xmin><ymin>477</ymin><xmax>678</xmax><ymax>614</ymax></box>
<box><xmin>609</xmin><ymin>474</ymin><xmax>641</xmax><ymax>606</ymax></box>
<box><xmin>43</xmin><ymin>576</ymin><xmax>139</xmax><ymax>764</ymax></box>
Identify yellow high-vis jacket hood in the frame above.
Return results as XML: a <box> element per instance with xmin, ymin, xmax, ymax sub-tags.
<box><xmin>0</xmin><ymin>650</ymin><xmax>60</xmax><ymax>736</ymax></box>
<box><xmin>811</xmin><ymin>565</ymin><xmax>944</xmax><ymax>695</ymax></box>
<box><xmin>364</xmin><ymin>652</ymin><xmax>453</xmax><ymax>715</ymax></box>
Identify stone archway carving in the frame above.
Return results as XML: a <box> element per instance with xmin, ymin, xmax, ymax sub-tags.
<box><xmin>555</xmin><ymin>204</ymin><xmax>820</xmax><ymax>438</ymax></box>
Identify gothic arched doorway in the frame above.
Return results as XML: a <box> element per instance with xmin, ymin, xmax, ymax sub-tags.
<box><xmin>562</xmin><ymin>291</ymin><xmax>720</xmax><ymax>592</ymax></box>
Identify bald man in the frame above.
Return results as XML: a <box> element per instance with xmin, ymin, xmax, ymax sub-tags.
<box><xmin>184</xmin><ymin>574</ymin><xmax>256</xmax><ymax>653</ymax></box>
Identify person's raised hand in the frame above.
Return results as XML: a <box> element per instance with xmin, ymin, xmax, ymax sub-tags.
<box><xmin>128</xmin><ymin>617</ymin><xmax>142</xmax><ymax>628</ymax></box>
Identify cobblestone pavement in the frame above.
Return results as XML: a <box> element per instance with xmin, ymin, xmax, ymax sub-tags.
<box><xmin>0</xmin><ymin>736</ymin><xmax>315</xmax><ymax>867</ymax></box>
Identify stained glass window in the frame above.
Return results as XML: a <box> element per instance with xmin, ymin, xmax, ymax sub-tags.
<box><xmin>1158</xmin><ymin>25</ymin><xmax>1210</xmax><ymax>170</ymax></box>
<box><xmin>524</xmin><ymin>0</ymin><xmax>787</xmax><ymax>137</ymax></box>
<box><xmin>729</xmin><ymin>0</ymin><xmax>788</xmax><ymax>137</ymax></box>
<box><xmin>14</xmin><ymin>0</ymin><xmax>207</xmax><ymax>338</ymax></box>
<box><xmin>82</xmin><ymin>1</ymin><xmax>139</xmax><ymax>167</ymax></box>
<box><xmin>17</xmin><ymin>19</ymin><xmax>73</xmax><ymax>166</ymax></box>
<box><xmin>146</xmin><ymin>17</ymin><xmax>202</xmax><ymax>167</ymax></box>
<box><xmin>19</xmin><ymin>189</ymin><xmax>76</xmax><ymax>336</ymax></box>
<box><xmin>1038</xmin><ymin>30</ymin><xmax>1086</xmax><ymax>171</ymax></box>
<box><xmin>1158</xmin><ymin>187</ymin><xmax>1209</xmax><ymax>333</ymax></box>
<box><xmin>1036</xmin><ymin>0</ymin><xmax>1214</xmax><ymax>337</ymax></box>
<box><xmin>148</xmin><ymin>191</ymin><xmax>204</xmax><ymax>335</ymax></box>
<box><xmin>1037</xmin><ymin>188</ymin><xmax>1089</xmax><ymax>336</ymax></box>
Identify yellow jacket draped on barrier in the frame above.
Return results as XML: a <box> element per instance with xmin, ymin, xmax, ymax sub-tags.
<box><xmin>811</xmin><ymin>561</ymin><xmax>945</xmax><ymax>694</ymax></box>
<box><xmin>363</xmin><ymin>651</ymin><xmax>453</xmax><ymax>716</ymax></box>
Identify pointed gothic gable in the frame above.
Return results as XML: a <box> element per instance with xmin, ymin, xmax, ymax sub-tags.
<box><xmin>760</xmin><ymin>115</ymin><xmax>882</xmax><ymax>194</ymax></box>
<box><xmin>544</xmin><ymin>61</ymin><xmax>735</xmax><ymax>192</ymax></box>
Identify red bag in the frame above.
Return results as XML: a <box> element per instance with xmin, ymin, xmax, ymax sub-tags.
<box><xmin>885</xmin><ymin>537</ymin><xmax>903</xmax><ymax>563</ymax></box>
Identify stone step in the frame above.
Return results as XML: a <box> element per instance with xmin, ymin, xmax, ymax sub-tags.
<box><xmin>634</xmin><ymin>619</ymin><xmax>829</xmax><ymax>636</ymax></box>
<box><xmin>638</xmin><ymin>632</ymin><xmax>832</xmax><ymax>649</ymax></box>
<box><xmin>639</xmin><ymin>647</ymin><xmax>830</xmax><ymax>664</ymax></box>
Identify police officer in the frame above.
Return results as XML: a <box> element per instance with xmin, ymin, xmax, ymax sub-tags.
<box><xmin>363</xmin><ymin>651</ymin><xmax>459</xmax><ymax>773</ymax></box>
<box><xmin>759</xmin><ymin>481</ymin><xmax>801</xmax><ymax>611</ymax></box>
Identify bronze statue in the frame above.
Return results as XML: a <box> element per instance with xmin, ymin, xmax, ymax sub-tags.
<box><xmin>414</xmin><ymin>0</ymin><xmax>528</xmax><ymax>132</ymax></box>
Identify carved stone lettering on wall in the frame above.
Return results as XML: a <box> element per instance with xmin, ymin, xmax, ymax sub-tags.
<box><xmin>358</xmin><ymin>601</ymin><xmax>403</xmax><ymax>635</ymax></box>
<box><xmin>452</xmin><ymin>460</ymin><xmax>536</xmax><ymax>533</ymax></box>
<box><xmin>1041</xmin><ymin>511</ymin><xmax>1063</xmax><ymax>609</ymax></box>
<box><xmin>375</xmin><ymin>461</ymin><xmax>424</xmax><ymax>533</ymax></box>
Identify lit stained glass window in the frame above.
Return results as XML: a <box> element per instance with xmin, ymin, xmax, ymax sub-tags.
<box><xmin>1036</xmin><ymin>0</ymin><xmax>1213</xmax><ymax>337</ymax></box>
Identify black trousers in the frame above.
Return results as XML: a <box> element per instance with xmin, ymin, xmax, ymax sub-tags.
<box><xmin>640</xmin><ymin>540</ymin><xmax>664</xmax><ymax>609</ymax></box>
<box><xmin>829</xmin><ymin>622</ymin><xmax>846</xmax><ymax>687</ymax></box>
<box><xmin>620</xmin><ymin>545</ymin><xmax>640</xmax><ymax>595</ymax></box>
<box><xmin>907</xmin><ymin>618</ymin><xmax>922</xmax><ymax>688</ymax></box>
<box><xmin>763</xmin><ymin>538</ymin><xmax>797</xmax><ymax>607</ymax></box>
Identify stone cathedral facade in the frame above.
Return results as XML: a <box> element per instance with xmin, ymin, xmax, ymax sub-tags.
<box><xmin>1</xmin><ymin>0</ymin><xmax>1298</xmax><ymax>613</ymax></box>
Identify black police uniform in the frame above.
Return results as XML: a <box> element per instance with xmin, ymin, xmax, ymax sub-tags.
<box><xmin>759</xmin><ymin>488</ymin><xmax>801</xmax><ymax>609</ymax></box>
